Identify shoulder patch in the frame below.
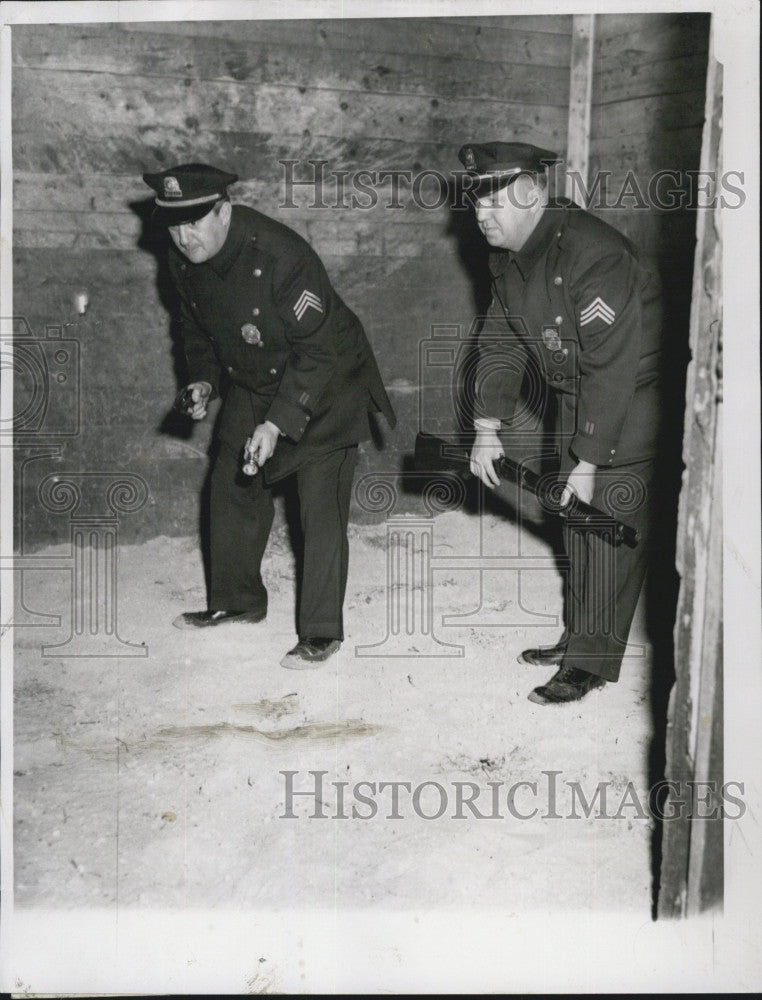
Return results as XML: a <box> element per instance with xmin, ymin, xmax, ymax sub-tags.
<box><xmin>293</xmin><ymin>289</ymin><xmax>323</xmax><ymax>321</ymax></box>
<box><xmin>580</xmin><ymin>296</ymin><xmax>616</xmax><ymax>326</ymax></box>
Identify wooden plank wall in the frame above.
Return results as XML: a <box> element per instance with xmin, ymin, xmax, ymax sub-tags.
<box><xmin>12</xmin><ymin>16</ymin><xmax>572</xmax><ymax>545</ymax></box>
<box><xmin>588</xmin><ymin>12</ymin><xmax>711</xmax><ymax>256</ymax></box>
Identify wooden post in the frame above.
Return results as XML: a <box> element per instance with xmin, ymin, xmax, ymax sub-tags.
<box><xmin>565</xmin><ymin>15</ymin><xmax>595</xmax><ymax>198</ymax></box>
<box><xmin>658</xmin><ymin>25</ymin><xmax>723</xmax><ymax>918</ymax></box>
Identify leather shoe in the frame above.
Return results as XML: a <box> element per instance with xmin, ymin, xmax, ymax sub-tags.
<box><xmin>281</xmin><ymin>637</ymin><xmax>341</xmax><ymax>670</ymax></box>
<box><xmin>518</xmin><ymin>641</ymin><xmax>567</xmax><ymax>666</ymax></box>
<box><xmin>528</xmin><ymin>665</ymin><xmax>607</xmax><ymax>704</ymax></box>
<box><xmin>172</xmin><ymin>609</ymin><xmax>266</xmax><ymax>629</ymax></box>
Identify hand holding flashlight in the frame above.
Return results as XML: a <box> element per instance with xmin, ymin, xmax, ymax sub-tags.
<box><xmin>243</xmin><ymin>421</ymin><xmax>281</xmax><ymax>475</ymax></box>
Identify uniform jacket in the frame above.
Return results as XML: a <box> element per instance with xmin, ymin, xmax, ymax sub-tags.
<box><xmin>168</xmin><ymin>205</ymin><xmax>396</xmax><ymax>482</ymax></box>
<box><xmin>475</xmin><ymin>199</ymin><xmax>663</xmax><ymax>467</ymax></box>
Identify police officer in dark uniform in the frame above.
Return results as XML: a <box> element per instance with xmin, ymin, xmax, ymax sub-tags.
<box><xmin>460</xmin><ymin>142</ymin><xmax>663</xmax><ymax>704</ymax></box>
<box><xmin>143</xmin><ymin>163</ymin><xmax>395</xmax><ymax>669</ymax></box>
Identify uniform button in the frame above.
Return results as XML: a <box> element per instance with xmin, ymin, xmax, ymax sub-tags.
<box><xmin>269</xmin><ymin>368</ymin><xmax>277</xmax><ymax>375</ymax></box>
<box><xmin>554</xmin><ymin>276</ymin><xmax>563</xmax><ymax>286</ymax></box>
<box><xmin>252</xmin><ymin>307</ymin><xmax>260</xmax><ymax>316</ymax></box>
<box><xmin>554</xmin><ymin>315</ymin><xmax>563</xmax><ymax>325</ymax></box>
<box><xmin>228</xmin><ymin>366</ymin><xmax>234</xmax><ymax>374</ymax></box>
<box><xmin>253</xmin><ymin>268</ymin><xmax>262</xmax><ymax>277</ymax></box>
<box><xmin>191</xmin><ymin>301</ymin><xmax>197</xmax><ymax>308</ymax></box>
<box><xmin>553</xmin><ymin>373</ymin><xmax>563</xmax><ymax>383</ymax></box>
<box><xmin>610</xmin><ymin>449</ymin><xmax>616</xmax><ymax>454</ymax></box>
<box><xmin>552</xmin><ymin>350</ymin><xmax>565</xmax><ymax>364</ymax></box>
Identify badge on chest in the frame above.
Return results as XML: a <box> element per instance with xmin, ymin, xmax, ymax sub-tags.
<box><xmin>241</xmin><ymin>323</ymin><xmax>263</xmax><ymax>347</ymax></box>
<box><xmin>541</xmin><ymin>324</ymin><xmax>563</xmax><ymax>351</ymax></box>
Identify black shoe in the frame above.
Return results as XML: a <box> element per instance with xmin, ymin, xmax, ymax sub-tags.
<box><xmin>172</xmin><ymin>609</ymin><xmax>266</xmax><ymax>629</ymax></box>
<box><xmin>527</xmin><ymin>665</ymin><xmax>607</xmax><ymax>705</ymax></box>
<box><xmin>518</xmin><ymin>641</ymin><xmax>567</xmax><ymax>666</ymax></box>
<box><xmin>281</xmin><ymin>637</ymin><xmax>341</xmax><ymax>670</ymax></box>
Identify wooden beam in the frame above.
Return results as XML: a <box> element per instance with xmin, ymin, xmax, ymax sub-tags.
<box><xmin>565</xmin><ymin>14</ymin><xmax>594</xmax><ymax>199</ymax></box>
<box><xmin>658</xmin><ymin>29</ymin><xmax>722</xmax><ymax>920</ymax></box>
<box><xmin>13</xmin><ymin>24</ymin><xmax>571</xmax><ymax>106</ymax></box>
<box><xmin>12</xmin><ymin>67</ymin><xmax>568</xmax><ymax>149</ymax></box>
<box><xmin>112</xmin><ymin>17</ymin><xmax>574</xmax><ymax>66</ymax></box>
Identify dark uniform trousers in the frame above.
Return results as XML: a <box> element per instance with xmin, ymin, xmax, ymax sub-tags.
<box><xmin>559</xmin><ymin>447</ymin><xmax>655</xmax><ymax>683</ymax></box>
<box><xmin>210</xmin><ymin>443</ymin><xmax>358</xmax><ymax>641</ymax></box>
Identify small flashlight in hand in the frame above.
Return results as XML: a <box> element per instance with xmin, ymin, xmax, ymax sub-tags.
<box><xmin>242</xmin><ymin>440</ymin><xmax>259</xmax><ymax>476</ymax></box>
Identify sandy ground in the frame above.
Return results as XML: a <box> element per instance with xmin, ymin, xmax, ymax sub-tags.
<box><xmin>13</xmin><ymin>501</ymin><xmax>656</xmax><ymax>924</ymax></box>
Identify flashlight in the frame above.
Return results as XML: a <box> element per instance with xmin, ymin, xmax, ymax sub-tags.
<box><xmin>242</xmin><ymin>440</ymin><xmax>259</xmax><ymax>476</ymax></box>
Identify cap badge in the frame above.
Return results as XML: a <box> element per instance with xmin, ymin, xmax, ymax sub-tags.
<box><xmin>464</xmin><ymin>147</ymin><xmax>477</xmax><ymax>171</ymax></box>
<box><xmin>163</xmin><ymin>176</ymin><xmax>183</xmax><ymax>199</ymax></box>
<box><xmin>241</xmin><ymin>323</ymin><xmax>263</xmax><ymax>346</ymax></box>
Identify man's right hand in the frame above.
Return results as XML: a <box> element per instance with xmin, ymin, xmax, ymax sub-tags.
<box><xmin>184</xmin><ymin>381</ymin><xmax>212</xmax><ymax>420</ymax></box>
<box><xmin>469</xmin><ymin>429</ymin><xmax>504</xmax><ymax>489</ymax></box>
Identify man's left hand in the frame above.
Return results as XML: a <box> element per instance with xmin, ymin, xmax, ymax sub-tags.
<box><xmin>562</xmin><ymin>460</ymin><xmax>597</xmax><ymax>507</ymax></box>
<box><xmin>244</xmin><ymin>421</ymin><xmax>281</xmax><ymax>470</ymax></box>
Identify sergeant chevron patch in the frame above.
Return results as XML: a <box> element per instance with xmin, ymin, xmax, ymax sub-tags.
<box><xmin>580</xmin><ymin>296</ymin><xmax>616</xmax><ymax>326</ymax></box>
<box><xmin>294</xmin><ymin>289</ymin><xmax>323</xmax><ymax>321</ymax></box>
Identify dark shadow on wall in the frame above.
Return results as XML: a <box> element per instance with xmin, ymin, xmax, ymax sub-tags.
<box><xmin>130</xmin><ymin>196</ymin><xmax>228</xmax><ymax>442</ymax></box>
<box><xmin>645</xmin><ymin>248</ymin><xmax>694</xmax><ymax>920</ymax></box>
<box><xmin>444</xmin><ymin>179</ymin><xmax>492</xmax><ymax>438</ymax></box>
<box><xmin>131</xmin><ymin>195</ymin><xmax>226</xmax><ymax>595</ymax></box>
<box><xmin>445</xmin><ymin>186</ymin><xmax>493</xmax><ymax>317</ymax></box>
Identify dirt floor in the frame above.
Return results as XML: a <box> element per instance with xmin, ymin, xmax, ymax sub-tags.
<box><xmin>11</xmin><ymin>499</ymin><xmax>660</xmax><ymax>987</ymax></box>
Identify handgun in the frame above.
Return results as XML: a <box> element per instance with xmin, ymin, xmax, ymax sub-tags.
<box><xmin>173</xmin><ymin>386</ymin><xmax>196</xmax><ymax>414</ymax></box>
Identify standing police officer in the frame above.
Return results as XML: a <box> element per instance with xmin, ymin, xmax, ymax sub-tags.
<box><xmin>460</xmin><ymin>142</ymin><xmax>663</xmax><ymax>704</ymax></box>
<box><xmin>143</xmin><ymin>163</ymin><xmax>395</xmax><ymax>669</ymax></box>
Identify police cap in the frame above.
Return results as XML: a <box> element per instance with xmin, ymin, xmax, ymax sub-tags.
<box><xmin>458</xmin><ymin>142</ymin><xmax>559</xmax><ymax>198</ymax></box>
<box><xmin>142</xmin><ymin>163</ymin><xmax>239</xmax><ymax>225</ymax></box>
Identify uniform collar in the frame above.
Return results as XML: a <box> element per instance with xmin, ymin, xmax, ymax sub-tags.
<box><xmin>511</xmin><ymin>200</ymin><xmax>566</xmax><ymax>279</ymax></box>
<box><xmin>206</xmin><ymin>206</ymin><xmax>249</xmax><ymax>277</ymax></box>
